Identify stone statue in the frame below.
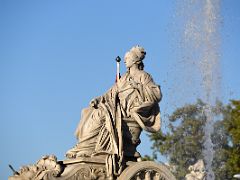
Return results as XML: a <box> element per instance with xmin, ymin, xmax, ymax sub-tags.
<box><xmin>9</xmin><ymin>155</ymin><xmax>63</xmax><ymax>180</ymax></box>
<box><xmin>185</xmin><ymin>159</ymin><xmax>206</xmax><ymax>180</ymax></box>
<box><xmin>66</xmin><ymin>45</ymin><xmax>162</xmax><ymax>176</ymax></box>
<box><xmin>9</xmin><ymin>46</ymin><xmax>176</xmax><ymax>180</ymax></box>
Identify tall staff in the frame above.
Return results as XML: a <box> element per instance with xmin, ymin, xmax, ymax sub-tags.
<box><xmin>115</xmin><ymin>56</ymin><xmax>121</xmax><ymax>82</ymax></box>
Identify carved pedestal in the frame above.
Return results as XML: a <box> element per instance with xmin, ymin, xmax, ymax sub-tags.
<box><xmin>9</xmin><ymin>155</ymin><xmax>176</xmax><ymax>180</ymax></box>
<box><xmin>56</xmin><ymin>157</ymin><xmax>107</xmax><ymax>180</ymax></box>
<box><xmin>8</xmin><ymin>156</ymin><xmax>108</xmax><ymax>180</ymax></box>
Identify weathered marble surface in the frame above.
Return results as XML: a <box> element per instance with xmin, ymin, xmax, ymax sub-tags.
<box><xmin>9</xmin><ymin>46</ymin><xmax>175</xmax><ymax>180</ymax></box>
<box><xmin>65</xmin><ymin>46</ymin><xmax>162</xmax><ymax>178</ymax></box>
<box><xmin>9</xmin><ymin>155</ymin><xmax>63</xmax><ymax>180</ymax></box>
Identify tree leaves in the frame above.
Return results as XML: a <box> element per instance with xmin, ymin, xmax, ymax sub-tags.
<box><xmin>148</xmin><ymin>100</ymin><xmax>240</xmax><ymax>180</ymax></box>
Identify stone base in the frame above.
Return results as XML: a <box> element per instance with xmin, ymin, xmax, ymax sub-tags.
<box><xmin>8</xmin><ymin>155</ymin><xmax>109</xmax><ymax>180</ymax></box>
<box><xmin>9</xmin><ymin>156</ymin><xmax>176</xmax><ymax>180</ymax></box>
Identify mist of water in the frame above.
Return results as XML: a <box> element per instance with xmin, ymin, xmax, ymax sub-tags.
<box><xmin>173</xmin><ymin>0</ymin><xmax>221</xmax><ymax>179</ymax></box>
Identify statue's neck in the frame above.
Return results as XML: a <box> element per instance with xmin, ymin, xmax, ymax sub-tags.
<box><xmin>129</xmin><ymin>65</ymin><xmax>139</xmax><ymax>77</ymax></box>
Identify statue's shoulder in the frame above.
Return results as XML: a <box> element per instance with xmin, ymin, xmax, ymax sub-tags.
<box><xmin>139</xmin><ymin>70</ymin><xmax>151</xmax><ymax>77</ymax></box>
<box><xmin>137</xmin><ymin>70</ymin><xmax>153</xmax><ymax>83</ymax></box>
<box><xmin>119</xmin><ymin>71</ymin><xmax>153</xmax><ymax>84</ymax></box>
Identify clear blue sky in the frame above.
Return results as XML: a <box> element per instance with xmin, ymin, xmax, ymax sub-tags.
<box><xmin>0</xmin><ymin>0</ymin><xmax>239</xmax><ymax>179</ymax></box>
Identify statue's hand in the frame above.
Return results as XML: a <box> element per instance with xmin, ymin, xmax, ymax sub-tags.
<box><xmin>129</xmin><ymin>79</ymin><xmax>139</xmax><ymax>89</ymax></box>
<box><xmin>90</xmin><ymin>96</ymin><xmax>104</xmax><ymax>108</ymax></box>
<box><xmin>90</xmin><ymin>98</ymin><xmax>98</xmax><ymax>108</ymax></box>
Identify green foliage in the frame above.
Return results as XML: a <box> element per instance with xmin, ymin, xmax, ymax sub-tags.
<box><xmin>149</xmin><ymin>99</ymin><xmax>235</xmax><ymax>180</ymax></box>
<box><xmin>211</xmin><ymin>120</ymin><xmax>230</xmax><ymax>179</ymax></box>
<box><xmin>224</xmin><ymin>100</ymin><xmax>240</xmax><ymax>177</ymax></box>
<box><xmin>150</xmin><ymin>100</ymin><xmax>207</xmax><ymax>179</ymax></box>
<box><xmin>141</xmin><ymin>155</ymin><xmax>155</xmax><ymax>161</ymax></box>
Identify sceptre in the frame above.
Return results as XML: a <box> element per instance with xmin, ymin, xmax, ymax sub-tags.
<box><xmin>115</xmin><ymin>56</ymin><xmax>121</xmax><ymax>82</ymax></box>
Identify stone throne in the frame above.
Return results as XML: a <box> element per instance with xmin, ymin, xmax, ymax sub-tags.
<box><xmin>9</xmin><ymin>46</ymin><xmax>176</xmax><ymax>180</ymax></box>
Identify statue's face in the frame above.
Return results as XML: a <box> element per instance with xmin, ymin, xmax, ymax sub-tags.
<box><xmin>124</xmin><ymin>53</ymin><xmax>135</xmax><ymax>68</ymax></box>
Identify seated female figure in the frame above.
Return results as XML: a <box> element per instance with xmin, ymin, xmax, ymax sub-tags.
<box><xmin>66</xmin><ymin>46</ymin><xmax>162</xmax><ymax>162</ymax></box>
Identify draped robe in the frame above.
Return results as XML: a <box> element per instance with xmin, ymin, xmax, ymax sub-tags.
<box><xmin>72</xmin><ymin>70</ymin><xmax>162</xmax><ymax>163</ymax></box>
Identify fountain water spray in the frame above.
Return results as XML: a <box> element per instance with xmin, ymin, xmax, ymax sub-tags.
<box><xmin>174</xmin><ymin>0</ymin><xmax>221</xmax><ymax>179</ymax></box>
<box><xmin>201</xmin><ymin>1</ymin><xmax>221</xmax><ymax>179</ymax></box>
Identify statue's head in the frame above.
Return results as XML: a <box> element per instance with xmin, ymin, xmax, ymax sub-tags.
<box><xmin>124</xmin><ymin>45</ymin><xmax>146</xmax><ymax>69</ymax></box>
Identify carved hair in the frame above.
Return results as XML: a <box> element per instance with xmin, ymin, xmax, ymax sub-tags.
<box><xmin>125</xmin><ymin>45</ymin><xmax>146</xmax><ymax>67</ymax></box>
<box><xmin>130</xmin><ymin>45</ymin><xmax>146</xmax><ymax>62</ymax></box>
<box><xmin>138</xmin><ymin>62</ymin><xmax>144</xmax><ymax>70</ymax></box>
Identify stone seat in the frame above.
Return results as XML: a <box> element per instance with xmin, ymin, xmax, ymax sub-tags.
<box><xmin>55</xmin><ymin>156</ymin><xmax>107</xmax><ymax>180</ymax></box>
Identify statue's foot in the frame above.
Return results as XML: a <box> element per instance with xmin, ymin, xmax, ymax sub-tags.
<box><xmin>66</xmin><ymin>150</ymin><xmax>77</xmax><ymax>159</ymax></box>
<box><xmin>66</xmin><ymin>151</ymin><xmax>93</xmax><ymax>159</ymax></box>
<box><xmin>66</xmin><ymin>152</ymin><xmax>76</xmax><ymax>159</ymax></box>
<box><xmin>66</xmin><ymin>143</ymin><xmax>94</xmax><ymax>159</ymax></box>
